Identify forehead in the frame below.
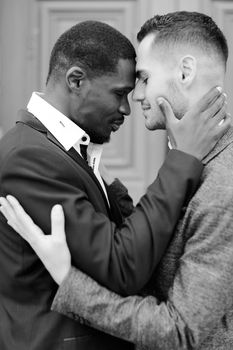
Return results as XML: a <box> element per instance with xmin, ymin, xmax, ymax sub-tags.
<box><xmin>136</xmin><ymin>33</ymin><xmax>165</xmax><ymax>75</ymax></box>
<box><xmin>99</xmin><ymin>58</ymin><xmax>136</xmax><ymax>90</ymax></box>
<box><xmin>136</xmin><ymin>34</ymin><xmax>157</xmax><ymax>71</ymax></box>
<box><xmin>116</xmin><ymin>58</ymin><xmax>136</xmax><ymax>81</ymax></box>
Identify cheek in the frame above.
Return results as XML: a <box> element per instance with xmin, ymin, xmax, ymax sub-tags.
<box><xmin>93</xmin><ymin>105</ymin><xmax>116</xmax><ymax>122</ymax></box>
<box><xmin>146</xmin><ymin>86</ymin><xmax>162</xmax><ymax>116</ymax></box>
<box><xmin>167</xmin><ymin>82</ymin><xmax>188</xmax><ymax>119</ymax></box>
<box><xmin>146</xmin><ymin>80</ymin><xmax>166</xmax><ymax>105</ymax></box>
<box><xmin>102</xmin><ymin>97</ymin><xmax>120</xmax><ymax>115</ymax></box>
<box><xmin>145</xmin><ymin>90</ymin><xmax>167</xmax><ymax>129</ymax></box>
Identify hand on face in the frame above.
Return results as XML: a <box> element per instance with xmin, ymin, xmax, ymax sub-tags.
<box><xmin>0</xmin><ymin>196</ymin><xmax>71</xmax><ymax>285</ymax></box>
<box><xmin>157</xmin><ymin>86</ymin><xmax>231</xmax><ymax>160</ymax></box>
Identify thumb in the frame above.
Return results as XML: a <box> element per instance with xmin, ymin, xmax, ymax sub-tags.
<box><xmin>51</xmin><ymin>204</ymin><xmax>65</xmax><ymax>240</ymax></box>
<box><xmin>157</xmin><ymin>97</ymin><xmax>177</xmax><ymax>127</ymax></box>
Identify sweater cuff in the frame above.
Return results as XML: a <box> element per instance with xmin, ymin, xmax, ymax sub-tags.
<box><xmin>51</xmin><ymin>267</ymin><xmax>80</xmax><ymax>315</ymax></box>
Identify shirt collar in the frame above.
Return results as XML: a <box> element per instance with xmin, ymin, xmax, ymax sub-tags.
<box><xmin>27</xmin><ymin>92</ymin><xmax>104</xmax><ymax>175</ymax></box>
<box><xmin>202</xmin><ymin>125</ymin><xmax>233</xmax><ymax>165</ymax></box>
<box><xmin>27</xmin><ymin>92</ymin><xmax>89</xmax><ymax>151</ymax></box>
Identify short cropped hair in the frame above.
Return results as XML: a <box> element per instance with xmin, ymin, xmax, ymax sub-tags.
<box><xmin>137</xmin><ymin>11</ymin><xmax>228</xmax><ymax>66</ymax></box>
<box><xmin>47</xmin><ymin>20</ymin><xmax>136</xmax><ymax>83</ymax></box>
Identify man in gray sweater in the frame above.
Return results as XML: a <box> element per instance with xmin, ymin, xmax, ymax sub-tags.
<box><xmin>1</xmin><ymin>11</ymin><xmax>233</xmax><ymax>350</ymax></box>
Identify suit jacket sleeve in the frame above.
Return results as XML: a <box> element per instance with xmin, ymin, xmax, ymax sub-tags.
<box><xmin>2</xmin><ymin>145</ymin><xmax>202</xmax><ymax>296</ymax></box>
<box><xmin>51</xmin><ymin>189</ymin><xmax>233</xmax><ymax>349</ymax></box>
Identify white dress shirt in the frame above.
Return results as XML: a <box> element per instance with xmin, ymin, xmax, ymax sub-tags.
<box><xmin>27</xmin><ymin>92</ymin><xmax>109</xmax><ymax>205</ymax></box>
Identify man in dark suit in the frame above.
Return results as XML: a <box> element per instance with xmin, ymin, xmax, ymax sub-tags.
<box><xmin>0</xmin><ymin>20</ymin><xmax>229</xmax><ymax>350</ymax></box>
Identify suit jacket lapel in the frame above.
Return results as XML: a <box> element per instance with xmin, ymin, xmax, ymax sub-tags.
<box><xmin>17</xmin><ymin>110</ymin><xmax>111</xmax><ymax>215</ymax></box>
<box><xmin>47</xmin><ymin>133</ymin><xmax>111</xmax><ymax>215</ymax></box>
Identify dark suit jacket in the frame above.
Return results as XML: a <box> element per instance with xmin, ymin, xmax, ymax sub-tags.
<box><xmin>0</xmin><ymin>110</ymin><xmax>203</xmax><ymax>350</ymax></box>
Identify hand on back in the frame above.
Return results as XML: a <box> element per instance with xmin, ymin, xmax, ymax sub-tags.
<box><xmin>0</xmin><ymin>196</ymin><xmax>70</xmax><ymax>285</ymax></box>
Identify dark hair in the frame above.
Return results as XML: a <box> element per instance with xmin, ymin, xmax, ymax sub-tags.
<box><xmin>47</xmin><ymin>20</ymin><xmax>136</xmax><ymax>83</ymax></box>
<box><xmin>137</xmin><ymin>11</ymin><xmax>228</xmax><ymax>66</ymax></box>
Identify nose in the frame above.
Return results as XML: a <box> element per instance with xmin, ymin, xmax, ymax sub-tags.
<box><xmin>119</xmin><ymin>96</ymin><xmax>131</xmax><ymax>116</ymax></box>
<box><xmin>132</xmin><ymin>81</ymin><xmax>144</xmax><ymax>102</ymax></box>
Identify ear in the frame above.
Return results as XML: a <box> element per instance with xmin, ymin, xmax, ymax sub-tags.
<box><xmin>178</xmin><ymin>55</ymin><xmax>196</xmax><ymax>86</ymax></box>
<box><xmin>65</xmin><ymin>67</ymin><xmax>86</xmax><ymax>92</ymax></box>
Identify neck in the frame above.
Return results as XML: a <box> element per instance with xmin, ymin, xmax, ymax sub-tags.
<box><xmin>188</xmin><ymin>77</ymin><xmax>225</xmax><ymax>110</ymax></box>
<box><xmin>188</xmin><ymin>56</ymin><xmax>225</xmax><ymax>106</ymax></box>
<box><xmin>44</xmin><ymin>83</ymin><xmax>69</xmax><ymax>117</ymax></box>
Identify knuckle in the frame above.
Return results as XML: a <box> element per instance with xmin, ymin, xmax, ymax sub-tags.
<box><xmin>216</xmin><ymin>98</ymin><xmax>222</xmax><ymax>109</ymax></box>
<box><xmin>213</xmin><ymin>97</ymin><xmax>224</xmax><ymax>111</ymax></box>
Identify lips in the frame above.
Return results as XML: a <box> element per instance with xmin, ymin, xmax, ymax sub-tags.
<box><xmin>142</xmin><ymin>108</ymin><xmax>150</xmax><ymax>116</ymax></box>
<box><xmin>111</xmin><ymin>118</ymin><xmax>124</xmax><ymax>132</ymax></box>
<box><xmin>142</xmin><ymin>105</ymin><xmax>150</xmax><ymax>111</ymax></box>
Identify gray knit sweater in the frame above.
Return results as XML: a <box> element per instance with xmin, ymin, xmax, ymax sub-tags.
<box><xmin>52</xmin><ymin>127</ymin><xmax>233</xmax><ymax>349</ymax></box>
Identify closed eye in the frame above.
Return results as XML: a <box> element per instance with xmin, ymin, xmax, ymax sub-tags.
<box><xmin>136</xmin><ymin>75</ymin><xmax>148</xmax><ymax>84</ymax></box>
<box><xmin>115</xmin><ymin>91</ymin><xmax>125</xmax><ymax>97</ymax></box>
<box><xmin>136</xmin><ymin>70</ymin><xmax>149</xmax><ymax>85</ymax></box>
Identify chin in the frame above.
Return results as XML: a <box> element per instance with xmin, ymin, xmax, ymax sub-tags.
<box><xmin>145</xmin><ymin>119</ymin><xmax>166</xmax><ymax>131</ymax></box>
<box><xmin>90</xmin><ymin>134</ymin><xmax>111</xmax><ymax>144</ymax></box>
<box><xmin>144</xmin><ymin>109</ymin><xmax>166</xmax><ymax>130</ymax></box>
